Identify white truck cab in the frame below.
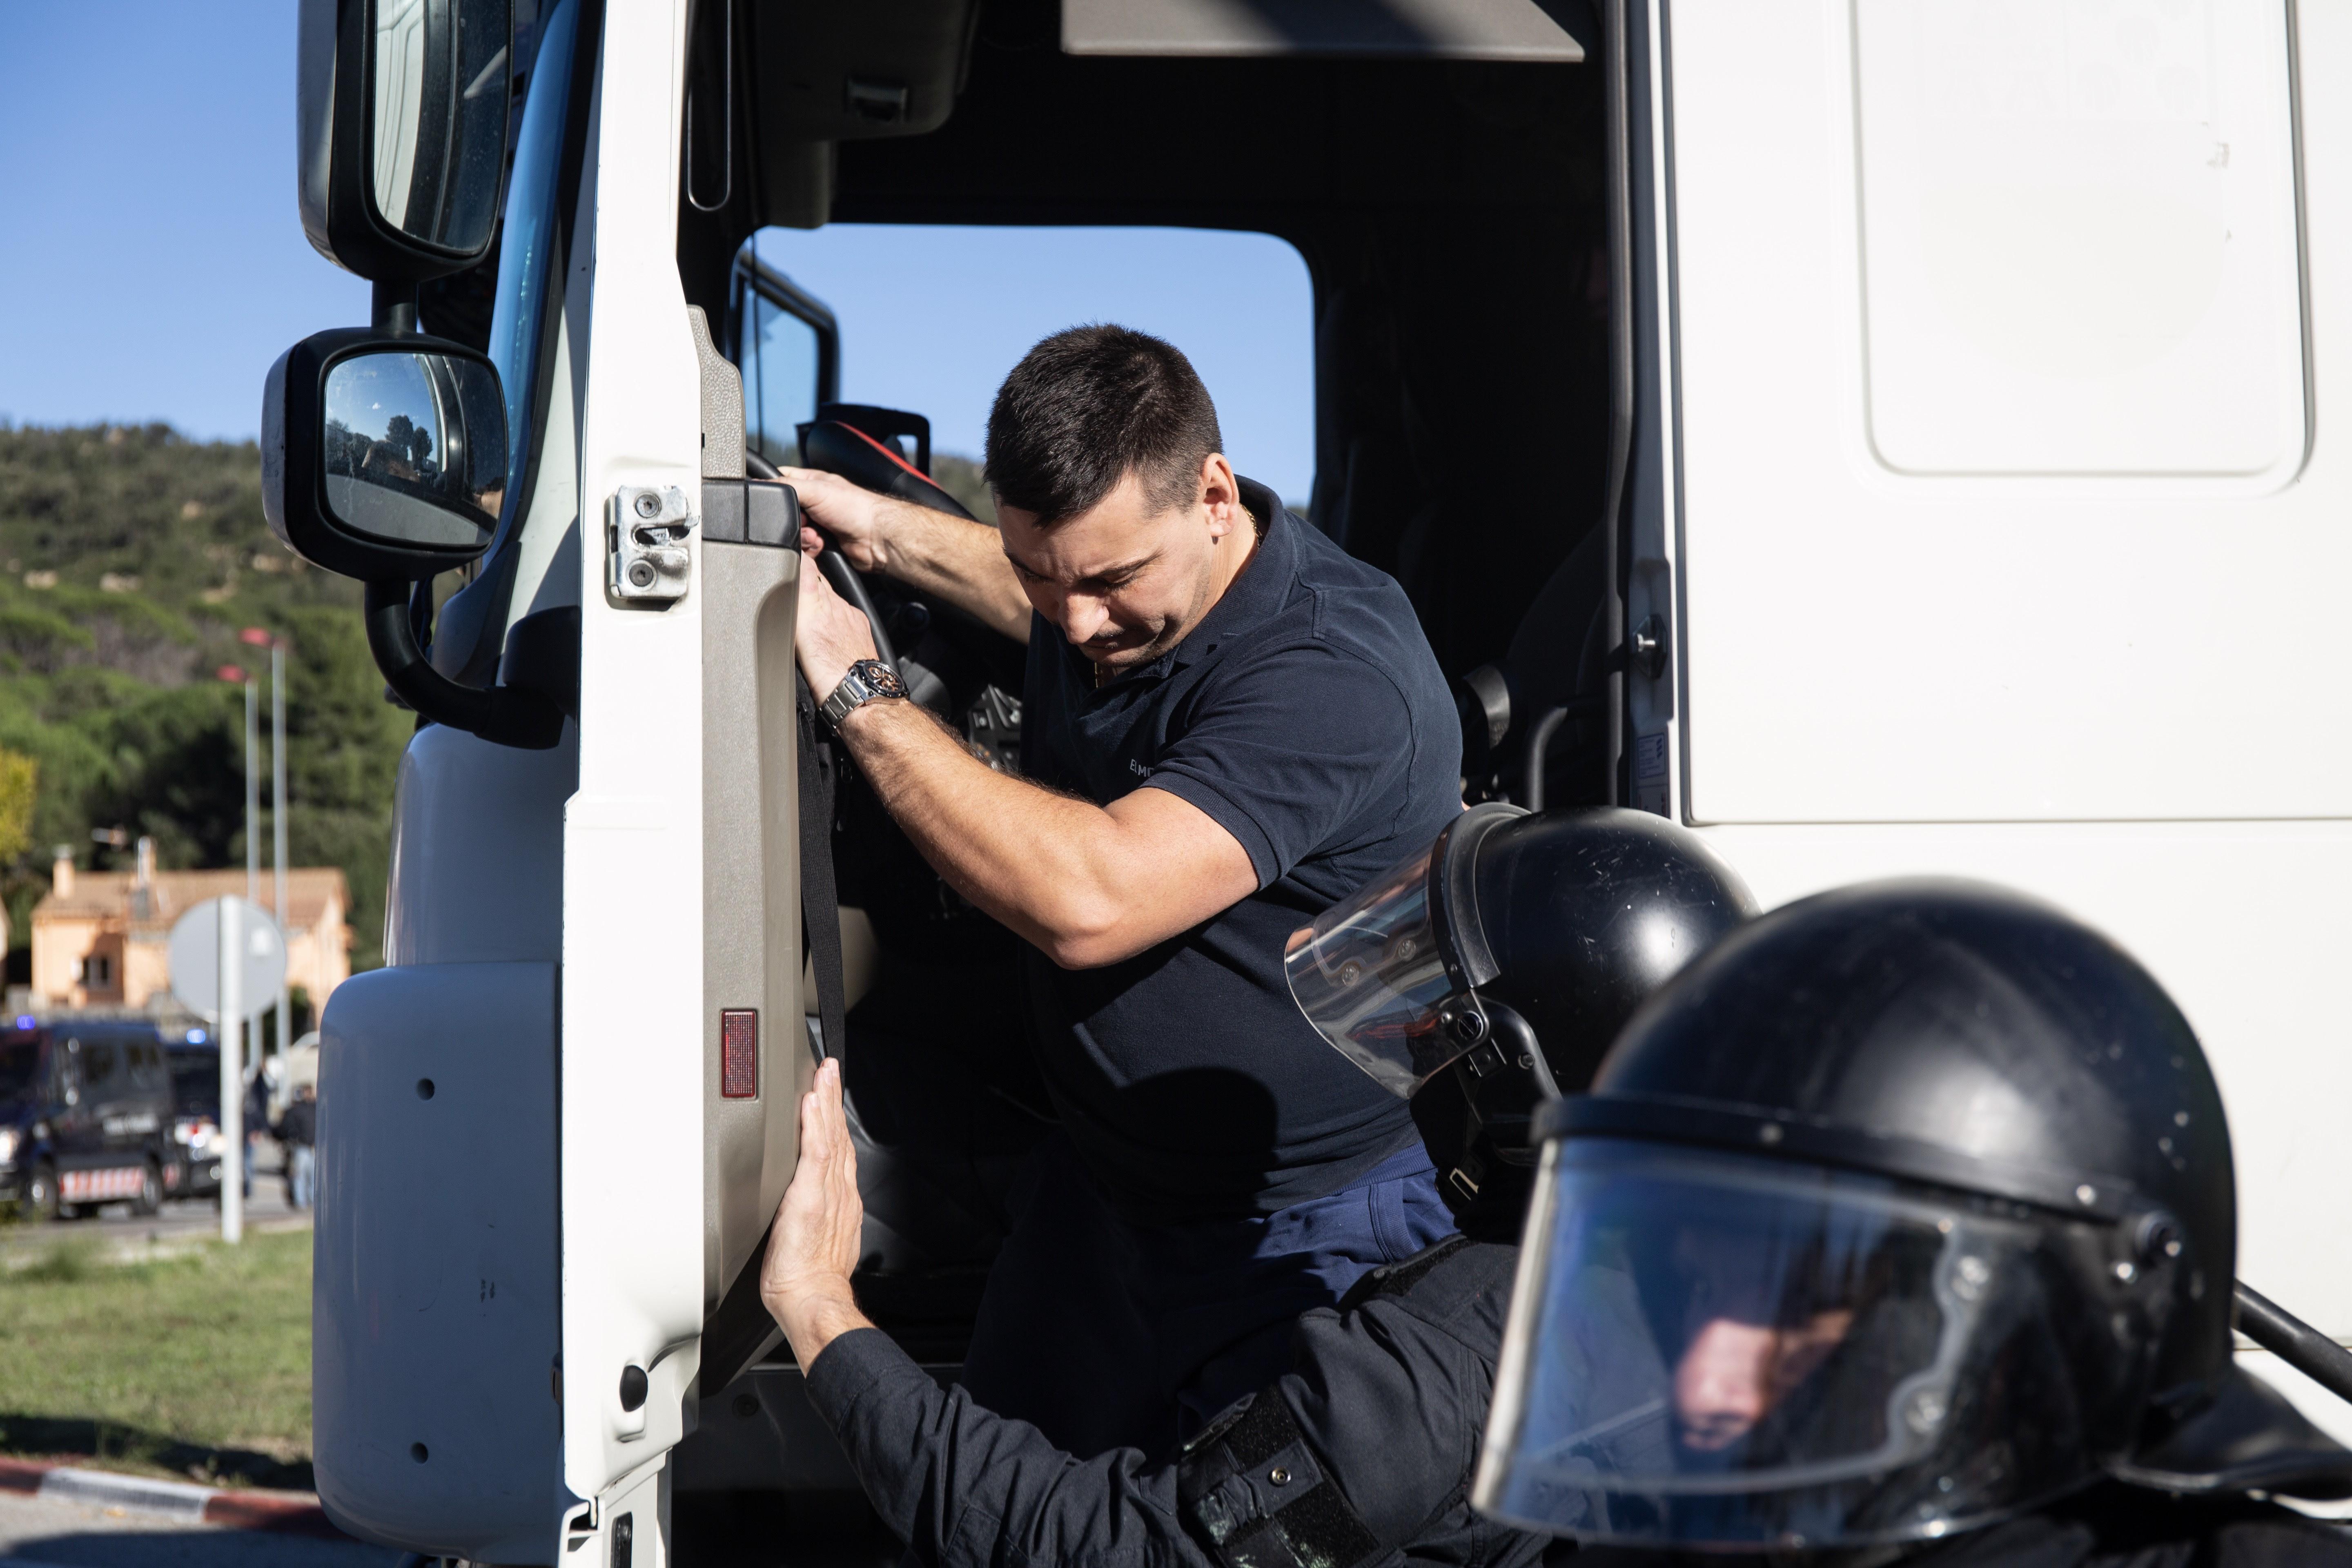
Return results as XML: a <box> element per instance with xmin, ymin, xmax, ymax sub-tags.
<box><xmin>260</xmin><ymin>0</ymin><xmax>2352</xmax><ymax>1561</ymax></box>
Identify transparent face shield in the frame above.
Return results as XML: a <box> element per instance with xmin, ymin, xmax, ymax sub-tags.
<box><xmin>1283</xmin><ymin>843</ymin><xmax>1453</xmax><ymax>1096</ymax></box>
<box><xmin>1284</xmin><ymin>805</ymin><xmax>1523</xmax><ymax>1097</ymax></box>
<box><xmin>1476</xmin><ymin>1139</ymin><xmax>2107</xmax><ymax>1551</ymax></box>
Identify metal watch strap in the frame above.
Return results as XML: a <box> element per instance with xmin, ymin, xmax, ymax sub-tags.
<box><xmin>820</xmin><ymin>659</ymin><xmax>904</xmax><ymax>728</ymax></box>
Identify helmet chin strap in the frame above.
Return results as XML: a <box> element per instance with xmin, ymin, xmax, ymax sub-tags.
<box><xmin>1419</xmin><ymin>1002</ymin><xmax>1557</xmax><ymax>1236</ymax></box>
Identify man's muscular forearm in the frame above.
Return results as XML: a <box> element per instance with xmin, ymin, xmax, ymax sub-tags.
<box><xmin>863</xmin><ymin>500</ymin><xmax>1033</xmax><ymax>642</ymax></box>
<box><xmin>789</xmin><ymin>479</ymin><xmax>1258</xmax><ymax>967</ymax></box>
<box><xmin>835</xmin><ymin>699</ymin><xmax>1247</xmax><ymax>969</ymax></box>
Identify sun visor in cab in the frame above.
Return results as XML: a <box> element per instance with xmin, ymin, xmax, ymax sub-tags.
<box><xmin>797</xmin><ymin>416</ymin><xmax>979</xmax><ymax>523</ymax></box>
<box><xmin>1061</xmin><ymin>0</ymin><xmax>1587</xmax><ymax>60</ymax></box>
<box><xmin>751</xmin><ymin>0</ymin><xmax>980</xmax><ymax>141</ymax></box>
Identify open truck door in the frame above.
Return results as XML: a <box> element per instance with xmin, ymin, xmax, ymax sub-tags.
<box><xmin>558</xmin><ymin>0</ymin><xmax>813</xmax><ymax>1526</ymax></box>
<box><xmin>272</xmin><ymin>1</ymin><xmax>815</xmax><ymax>1559</ymax></box>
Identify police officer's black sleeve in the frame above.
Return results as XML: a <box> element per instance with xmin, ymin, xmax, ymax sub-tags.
<box><xmin>804</xmin><ymin>1327</ymin><xmax>1211</xmax><ymax>1568</ymax></box>
<box><xmin>803</xmin><ymin>1297</ymin><xmax>1498</xmax><ymax>1568</ymax></box>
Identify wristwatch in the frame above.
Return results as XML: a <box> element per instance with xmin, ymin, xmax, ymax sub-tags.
<box><xmin>819</xmin><ymin>658</ymin><xmax>910</xmax><ymax>729</ymax></box>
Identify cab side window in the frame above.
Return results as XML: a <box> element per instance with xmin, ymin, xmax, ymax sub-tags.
<box><xmin>744</xmin><ymin>297</ymin><xmax>820</xmax><ymax>465</ymax></box>
<box><xmin>730</xmin><ymin>251</ymin><xmax>837</xmax><ymax>468</ymax></box>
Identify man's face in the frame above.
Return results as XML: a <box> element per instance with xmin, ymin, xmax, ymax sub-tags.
<box><xmin>1671</xmin><ymin>1309</ymin><xmax>1855</xmax><ymax>1452</ymax></box>
<box><xmin>997</xmin><ymin>454</ymin><xmax>1249</xmax><ymax>675</ymax></box>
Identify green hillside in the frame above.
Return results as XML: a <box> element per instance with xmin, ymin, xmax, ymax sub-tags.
<box><xmin>0</xmin><ymin>423</ymin><xmax>408</xmax><ymax>972</ymax></box>
<box><xmin>931</xmin><ymin>453</ymin><xmax>996</xmax><ymax>523</ymax></box>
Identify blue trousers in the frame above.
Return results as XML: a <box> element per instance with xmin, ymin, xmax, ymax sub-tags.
<box><xmin>288</xmin><ymin>1145</ymin><xmax>316</xmax><ymax>1209</ymax></box>
<box><xmin>958</xmin><ymin>1132</ymin><xmax>1454</xmax><ymax>1460</ymax></box>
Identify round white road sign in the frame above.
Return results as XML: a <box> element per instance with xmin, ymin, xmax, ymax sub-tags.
<box><xmin>168</xmin><ymin>896</ymin><xmax>288</xmax><ymax>1023</ymax></box>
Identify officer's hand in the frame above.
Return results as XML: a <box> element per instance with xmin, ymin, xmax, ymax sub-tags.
<box><xmin>792</xmin><ymin>529</ymin><xmax>882</xmax><ymax>703</ymax></box>
<box><xmin>760</xmin><ymin>1058</ymin><xmax>872</xmax><ymax>1366</ymax></box>
<box><xmin>774</xmin><ymin>467</ymin><xmax>891</xmax><ymax>571</ymax></box>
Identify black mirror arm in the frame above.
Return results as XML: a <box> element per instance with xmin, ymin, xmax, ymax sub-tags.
<box><xmin>372</xmin><ymin>280</ymin><xmax>417</xmax><ymax>337</ymax></box>
<box><xmin>363</xmin><ymin>579</ymin><xmax>564</xmax><ymax>750</ymax></box>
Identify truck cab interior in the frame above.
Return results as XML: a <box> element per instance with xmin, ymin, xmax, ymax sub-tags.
<box><xmin>685</xmin><ymin>0</ymin><xmax>1618</xmax><ymax>766</ymax></box>
<box><xmin>412</xmin><ymin>0</ymin><xmax>1627</xmax><ymax>1497</ymax></box>
<box><xmin>733</xmin><ymin>0</ymin><xmax>1613</xmax><ymax>1327</ymax></box>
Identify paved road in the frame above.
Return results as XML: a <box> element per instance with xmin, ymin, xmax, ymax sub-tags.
<box><xmin>0</xmin><ymin>1490</ymin><xmax>394</xmax><ymax>1568</ymax></box>
<box><xmin>0</xmin><ymin>1488</ymin><xmax>902</xmax><ymax>1568</ymax></box>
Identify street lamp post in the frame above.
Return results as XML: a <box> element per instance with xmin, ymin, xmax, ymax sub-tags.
<box><xmin>243</xmin><ymin>673</ymin><xmax>259</xmax><ymax>906</ymax></box>
<box><xmin>219</xmin><ymin>661</ymin><xmax>255</xmax><ymax>1075</ymax></box>
<box><xmin>241</xmin><ymin>627</ymin><xmax>292</xmax><ymax>1057</ymax></box>
<box><xmin>217</xmin><ymin>898</ymin><xmax>243</xmax><ymax>1245</ymax></box>
<box><xmin>273</xmin><ymin>639</ymin><xmax>289</xmax><ymax>1051</ymax></box>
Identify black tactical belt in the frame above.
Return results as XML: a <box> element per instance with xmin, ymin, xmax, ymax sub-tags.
<box><xmin>1177</xmin><ymin>1393</ymin><xmax>1395</xmax><ymax>1568</ymax></box>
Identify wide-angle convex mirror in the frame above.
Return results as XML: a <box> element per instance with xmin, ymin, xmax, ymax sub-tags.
<box><xmin>300</xmin><ymin>0</ymin><xmax>512</xmax><ymax>280</ymax></box>
<box><xmin>263</xmin><ymin>330</ymin><xmax>506</xmax><ymax>581</ymax></box>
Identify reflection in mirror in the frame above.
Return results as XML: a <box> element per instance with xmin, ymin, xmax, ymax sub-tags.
<box><xmin>372</xmin><ymin>0</ymin><xmax>510</xmax><ymax>252</ymax></box>
<box><xmin>744</xmin><ymin>296</ymin><xmax>821</xmax><ymax>466</ymax></box>
<box><xmin>323</xmin><ymin>351</ymin><xmax>507</xmax><ymax>550</ymax></box>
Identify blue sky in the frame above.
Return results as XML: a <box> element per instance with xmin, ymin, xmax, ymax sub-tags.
<box><xmin>758</xmin><ymin>227</ymin><xmax>1314</xmax><ymax>498</ymax></box>
<box><xmin>0</xmin><ymin>5</ymin><xmax>1316</xmax><ymax>498</ymax></box>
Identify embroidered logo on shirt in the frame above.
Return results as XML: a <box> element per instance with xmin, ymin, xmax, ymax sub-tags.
<box><xmin>1128</xmin><ymin>758</ymin><xmax>1154</xmax><ymax>777</ymax></box>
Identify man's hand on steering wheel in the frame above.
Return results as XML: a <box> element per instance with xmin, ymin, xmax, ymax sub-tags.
<box><xmin>775</xmin><ymin>461</ymin><xmax>1035</xmax><ymax>646</ymax></box>
<box><xmin>776</xmin><ymin>466</ymin><xmax>894</xmax><ymax>572</ymax></box>
<box><xmin>793</xmin><ymin>526</ymin><xmax>883</xmax><ymax>703</ymax></box>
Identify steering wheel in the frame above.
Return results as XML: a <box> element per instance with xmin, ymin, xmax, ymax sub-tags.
<box><xmin>745</xmin><ymin>448</ymin><xmax>899</xmax><ymax>675</ymax></box>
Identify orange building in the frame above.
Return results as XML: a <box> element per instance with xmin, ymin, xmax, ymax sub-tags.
<box><xmin>30</xmin><ymin>843</ymin><xmax>352</xmax><ymax>1014</ymax></box>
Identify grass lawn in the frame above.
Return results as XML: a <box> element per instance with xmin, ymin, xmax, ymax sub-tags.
<box><xmin>0</xmin><ymin>1228</ymin><xmax>315</xmax><ymax>1488</ymax></box>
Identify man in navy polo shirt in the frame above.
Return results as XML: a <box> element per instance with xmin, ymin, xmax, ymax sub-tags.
<box><xmin>783</xmin><ymin>324</ymin><xmax>1461</xmax><ymax>1456</ymax></box>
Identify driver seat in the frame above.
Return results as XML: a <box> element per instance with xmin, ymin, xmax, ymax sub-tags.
<box><xmin>796</xmin><ymin>406</ymin><xmax>978</xmax><ymax>522</ymax></box>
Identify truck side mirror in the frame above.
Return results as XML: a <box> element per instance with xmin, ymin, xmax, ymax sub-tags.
<box><xmin>263</xmin><ymin>330</ymin><xmax>563</xmax><ymax>750</ymax></box>
<box><xmin>264</xmin><ymin>329</ymin><xmax>507</xmax><ymax>581</ymax></box>
<box><xmin>299</xmin><ymin>0</ymin><xmax>513</xmax><ymax>281</ymax></box>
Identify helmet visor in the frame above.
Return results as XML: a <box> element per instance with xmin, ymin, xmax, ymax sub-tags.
<box><xmin>1476</xmin><ymin>1139</ymin><xmax>2103</xmax><ymax>1550</ymax></box>
<box><xmin>1284</xmin><ymin>842</ymin><xmax>1460</xmax><ymax>1096</ymax></box>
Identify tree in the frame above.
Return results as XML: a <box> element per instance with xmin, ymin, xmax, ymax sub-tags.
<box><xmin>0</xmin><ymin>747</ymin><xmax>34</xmax><ymax>866</ymax></box>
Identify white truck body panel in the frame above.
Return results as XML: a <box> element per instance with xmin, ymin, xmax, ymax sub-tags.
<box><xmin>1669</xmin><ymin>0</ymin><xmax>2340</xmax><ymax>827</ymax></box>
<box><xmin>1649</xmin><ymin>0</ymin><xmax>2352</xmax><ymax>1439</ymax></box>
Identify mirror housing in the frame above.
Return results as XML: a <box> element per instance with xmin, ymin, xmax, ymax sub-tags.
<box><xmin>263</xmin><ymin>327</ymin><xmax>508</xmax><ymax>582</ymax></box>
<box><xmin>299</xmin><ymin>0</ymin><xmax>512</xmax><ymax>282</ymax></box>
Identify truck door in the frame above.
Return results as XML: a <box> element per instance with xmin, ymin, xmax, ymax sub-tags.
<box><xmin>555</xmin><ymin>0</ymin><xmax>809</xmax><ymax>1545</ymax></box>
<box><xmin>1641</xmin><ymin>2</ymin><xmax>2352</xmax><ymax>1361</ymax></box>
<box><xmin>300</xmin><ymin>1</ymin><xmax>811</xmax><ymax>1559</ymax></box>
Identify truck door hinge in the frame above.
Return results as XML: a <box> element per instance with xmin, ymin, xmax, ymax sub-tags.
<box><xmin>609</xmin><ymin>486</ymin><xmax>697</xmax><ymax>604</ymax></box>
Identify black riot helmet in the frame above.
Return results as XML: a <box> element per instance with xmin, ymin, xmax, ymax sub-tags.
<box><xmin>1285</xmin><ymin>805</ymin><xmax>1756</xmax><ymax>1230</ymax></box>
<box><xmin>1475</xmin><ymin>879</ymin><xmax>2352</xmax><ymax>1553</ymax></box>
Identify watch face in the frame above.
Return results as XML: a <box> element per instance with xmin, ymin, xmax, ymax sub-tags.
<box><xmin>862</xmin><ymin>660</ymin><xmax>908</xmax><ymax>699</ymax></box>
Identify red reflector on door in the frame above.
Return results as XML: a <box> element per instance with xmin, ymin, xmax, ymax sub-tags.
<box><xmin>721</xmin><ymin>1009</ymin><xmax>759</xmax><ymax>1099</ymax></box>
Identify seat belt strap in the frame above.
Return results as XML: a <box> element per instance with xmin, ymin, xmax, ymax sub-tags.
<box><xmin>797</xmin><ymin>670</ymin><xmax>848</xmax><ymax>1064</ymax></box>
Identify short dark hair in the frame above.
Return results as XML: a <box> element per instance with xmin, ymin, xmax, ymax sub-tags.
<box><xmin>985</xmin><ymin>325</ymin><xmax>1224</xmax><ymax>523</ymax></box>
